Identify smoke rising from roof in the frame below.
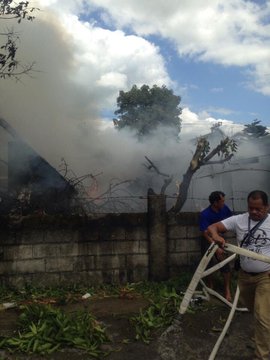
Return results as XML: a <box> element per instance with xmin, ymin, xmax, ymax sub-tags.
<box><xmin>0</xmin><ymin>6</ymin><xmax>174</xmax><ymax>176</ymax></box>
<box><xmin>0</xmin><ymin>8</ymin><xmax>196</xmax><ymax>187</ymax></box>
<box><xmin>1</xmin><ymin>2</ymin><xmax>268</xmax><ymax>213</ymax></box>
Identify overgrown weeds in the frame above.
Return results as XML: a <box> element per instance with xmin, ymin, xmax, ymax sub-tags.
<box><xmin>1</xmin><ymin>274</ymin><xmax>212</xmax><ymax>353</ymax></box>
<box><xmin>130</xmin><ymin>286</ymin><xmax>181</xmax><ymax>343</ymax></box>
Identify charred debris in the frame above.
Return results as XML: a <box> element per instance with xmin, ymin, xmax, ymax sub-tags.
<box><xmin>0</xmin><ymin>119</ymin><xmax>138</xmax><ymax>218</ymax></box>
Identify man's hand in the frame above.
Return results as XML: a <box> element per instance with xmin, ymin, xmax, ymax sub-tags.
<box><xmin>207</xmin><ymin>222</ymin><xmax>227</xmax><ymax>248</ymax></box>
<box><xmin>212</xmin><ymin>234</ymin><xmax>226</xmax><ymax>248</ymax></box>
<box><xmin>215</xmin><ymin>247</ymin><xmax>225</xmax><ymax>260</ymax></box>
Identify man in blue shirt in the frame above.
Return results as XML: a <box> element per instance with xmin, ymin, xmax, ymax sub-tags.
<box><xmin>199</xmin><ymin>191</ymin><xmax>233</xmax><ymax>301</ymax></box>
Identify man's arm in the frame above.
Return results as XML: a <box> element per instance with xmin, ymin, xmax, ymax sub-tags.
<box><xmin>207</xmin><ymin>221</ymin><xmax>228</xmax><ymax>247</ymax></box>
<box><xmin>202</xmin><ymin>228</ymin><xmax>226</xmax><ymax>259</ymax></box>
<box><xmin>202</xmin><ymin>229</ymin><xmax>214</xmax><ymax>244</ymax></box>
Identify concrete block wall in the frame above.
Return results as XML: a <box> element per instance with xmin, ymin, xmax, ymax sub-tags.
<box><xmin>0</xmin><ymin>205</ymin><xmax>232</xmax><ymax>288</ymax></box>
<box><xmin>0</xmin><ymin>214</ymin><xmax>149</xmax><ymax>287</ymax></box>
<box><xmin>167</xmin><ymin>212</ymin><xmax>202</xmax><ymax>277</ymax></box>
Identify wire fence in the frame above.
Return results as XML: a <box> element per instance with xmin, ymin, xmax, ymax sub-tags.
<box><xmin>0</xmin><ymin>187</ymin><xmax>255</xmax><ymax>215</ymax></box>
<box><xmin>72</xmin><ymin>193</ymin><xmax>250</xmax><ymax>214</ymax></box>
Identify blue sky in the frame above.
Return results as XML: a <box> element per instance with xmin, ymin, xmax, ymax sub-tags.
<box><xmin>81</xmin><ymin>0</ymin><xmax>270</xmax><ymax>129</ymax></box>
<box><xmin>79</xmin><ymin>1</ymin><xmax>270</xmax><ymax>127</ymax></box>
<box><xmin>149</xmin><ymin>34</ymin><xmax>269</xmax><ymax>125</ymax></box>
<box><xmin>169</xmin><ymin>56</ymin><xmax>269</xmax><ymax>124</ymax></box>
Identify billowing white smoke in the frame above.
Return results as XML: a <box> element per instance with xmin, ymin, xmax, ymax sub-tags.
<box><xmin>0</xmin><ymin>3</ymin><xmax>267</xmax><ymax>213</ymax></box>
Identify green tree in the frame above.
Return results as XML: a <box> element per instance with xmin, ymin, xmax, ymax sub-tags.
<box><xmin>243</xmin><ymin>119</ymin><xmax>269</xmax><ymax>138</ymax></box>
<box><xmin>113</xmin><ymin>84</ymin><xmax>182</xmax><ymax>138</ymax></box>
<box><xmin>0</xmin><ymin>0</ymin><xmax>38</xmax><ymax>79</ymax></box>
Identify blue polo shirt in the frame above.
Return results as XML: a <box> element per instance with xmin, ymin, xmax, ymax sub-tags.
<box><xmin>199</xmin><ymin>205</ymin><xmax>232</xmax><ymax>231</ymax></box>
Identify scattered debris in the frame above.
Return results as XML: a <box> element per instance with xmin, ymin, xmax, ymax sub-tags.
<box><xmin>81</xmin><ymin>293</ymin><xmax>91</xmax><ymax>300</ymax></box>
<box><xmin>0</xmin><ymin>302</ymin><xmax>17</xmax><ymax>311</ymax></box>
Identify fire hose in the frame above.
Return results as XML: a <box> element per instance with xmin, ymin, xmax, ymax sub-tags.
<box><xmin>178</xmin><ymin>242</ymin><xmax>270</xmax><ymax>360</ymax></box>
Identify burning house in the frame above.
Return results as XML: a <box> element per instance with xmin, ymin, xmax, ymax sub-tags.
<box><xmin>0</xmin><ymin>118</ymin><xmax>75</xmax><ymax>215</ymax></box>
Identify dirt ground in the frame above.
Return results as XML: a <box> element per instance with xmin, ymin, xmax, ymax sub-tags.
<box><xmin>0</xmin><ymin>293</ymin><xmax>255</xmax><ymax>360</ymax></box>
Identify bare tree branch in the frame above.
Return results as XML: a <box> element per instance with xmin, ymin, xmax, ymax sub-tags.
<box><xmin>0</xmin><ymin>2</ymin><xmax>39</xmax><ymax>79</ymax></box>
<box><xmin>169</xmin><ymin>136</ymin><xmax>237</xmax><ymax>213</ymax></box>
<box><xmin>144</xmin><ymin>156</ymin><xmax>171</xmax><ymax>177</ymax></box>
<box><xmin>144</xmin><ymin>156</ymin><xmax>173</xmax><ymax>195</ymax></box>
<box><xmin>204</xmin><ymin>154</ymin><xmax>234</xmax><ymax>165</ymax></box>
<box><xmin>160</xmin><ymin>176</ymin><xmax>173</xmax><ymax>195</ymax></box>
<box><xmin>59</xmin><ymin>158</ymin><xmax>136</xmax><ymax>213</ymax></box>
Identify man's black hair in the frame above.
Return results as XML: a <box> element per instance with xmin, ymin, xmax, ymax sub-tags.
<box><xmin>209</xmin><ymin>191</ymin><xmax>225</xmax><ymax>205</ymax></box>
<box><xmin>248</xmin><ymin>190</ymin><xmax>269</xmax><ymax>206</ymax></box>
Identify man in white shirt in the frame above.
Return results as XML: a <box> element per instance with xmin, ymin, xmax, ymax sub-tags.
<box><xmin>207</xmin><ymin>190</ymin><xmax>270</xmax><ymax>360</ymax></box>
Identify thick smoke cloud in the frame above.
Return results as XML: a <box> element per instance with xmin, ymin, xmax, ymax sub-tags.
<box><xmin>0</xmin><ymin>6</ymin><xmax>171</xmax><ymax>178</ymax></box>
<box><xmin>1</xmin><ymin>1</ymin><xmax>267</xmax><ymax>213</ymax></box>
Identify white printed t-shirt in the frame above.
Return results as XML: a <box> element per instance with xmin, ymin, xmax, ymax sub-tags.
<box><xmin>222</xmin><ymin>213</ymin><xmax>270</xmax><ymax>273</ymax></box>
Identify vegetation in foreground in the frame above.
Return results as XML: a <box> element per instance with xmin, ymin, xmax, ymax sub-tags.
<box><xmin>0</xmin><ymin>274</ymin><xmax>225</xmax><ymax>357</ymax></box>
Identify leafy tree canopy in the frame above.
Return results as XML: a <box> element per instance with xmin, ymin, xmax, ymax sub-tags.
<box><xmin>0</xmin><ymin>0</ymin><xmax>38</xmax><ymax>79</ymax></box>
<box><xmin>243</xmin><ymin>119</ymin><xmax>269</xmax><ymax>138</ymax></box>
<box><xmin>113</xmin><ymin>84</ymin><xmax>182</xmax><ymax>138</ymax></box>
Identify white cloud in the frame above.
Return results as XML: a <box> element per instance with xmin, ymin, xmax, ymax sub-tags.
<box><xmin>96</xmin><ymin>72</ymin><xmax>127</xmax><ymax>88</ymax></box>
<box><xmin>38</xmin><ymin>0</ymin><xmax>86</xmax><ymax>14</ymax></box>
<box><xmin>85</xmin><ymin>0</ymin><xmax>270</xmax><ymax>96</ymax></box>
<box><xmin>247</xmin><ymin>63</ymin><xmax>270</xmax><ymax>96</ymax></box>
<box><xmin>181</xmin><ymin>108</ymin><xmax>244</xmax><ymax>138</ymax></box>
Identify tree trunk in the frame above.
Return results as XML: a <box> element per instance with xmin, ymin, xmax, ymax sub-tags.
<box><xmin>169</xmin><ymin>167</ymin><xmax>196</xmax><ymax>213</ymax></box>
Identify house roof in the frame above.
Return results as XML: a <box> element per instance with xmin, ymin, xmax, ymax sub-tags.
<box><xmin>0</xmin><ymin>118</ymin><xmax>74</xmax><ymax>192</ymax></box>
